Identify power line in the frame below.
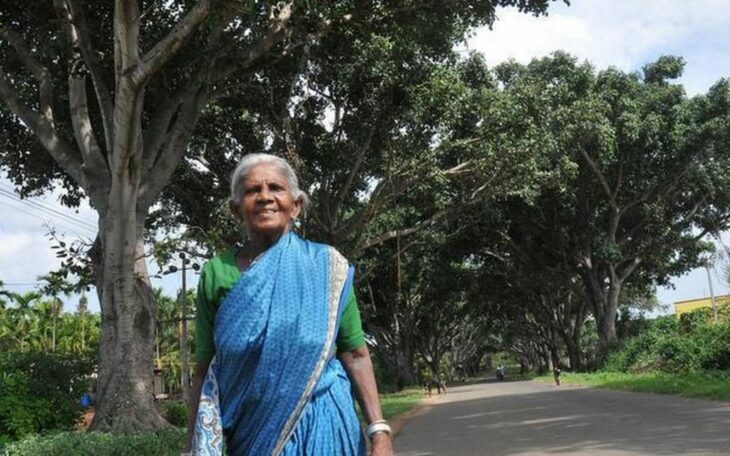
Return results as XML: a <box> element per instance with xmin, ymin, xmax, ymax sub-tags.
<box><xmin>0</xmin><ymin>199</ymin><xmax>96</xmax><ymax>237</ymax></box>
<box><xmin>0</xmin><ymin>198</ymin><xmax>95</xmax><ymax>237</ymax></box>
<box><xmin>0</xmin><ymin>192</ymin><xmax>97</xmax><ymax>232</ymax></box>
<box><xmin>0</xmin><ymin>185</ymin><xmax>97</xmax><ymax>227</ymax></box>
<box><xmin>0</xmin><ymin>188</ymin><xmax>97</xmax><ymax>230</ymax></box>
<box><xmin>0</xmin><ymin>192</ymin><xmax>97</xmax><ymax>233</ymax></box>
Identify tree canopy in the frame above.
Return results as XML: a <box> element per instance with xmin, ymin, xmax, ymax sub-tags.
<box><xmin>1</xmin><ymin>0</ymin><xmax>565</xmax><ymax>431</ymax></box>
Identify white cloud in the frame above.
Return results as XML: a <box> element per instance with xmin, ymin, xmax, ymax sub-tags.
<box><xmin>465</xmin><ymin>0</ymin><xmax>730</xmax><ymax>95</ymax></box>
<box><xmin>0</xmin><ymin>174</ymin><xmax>99</xmax><ymax>312</ymax></box>
<box><xmin>0</xmin><ymin>231</ymin><xmax>62</xmax><ymax>285</ymax></box>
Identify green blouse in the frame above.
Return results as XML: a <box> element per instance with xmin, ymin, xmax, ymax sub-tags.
<box><xmin>194</xmin><ymin>248</ymin><xmax>366</xmax><ymax>363</ymax></box>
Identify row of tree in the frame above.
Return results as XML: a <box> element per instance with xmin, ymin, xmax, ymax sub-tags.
<box><xmin>0</xmin><ymin>289</ymin><xmax>96</xmax><ymax>353</ymax></box>
<box><xmin>335</xmin><ymin>53</ymin><xmax>730</xmax><ymax>385</ymax></box>
<box><xmin>2</xmin><ymin>0</ymin><xmax>729</xmax><ymax>431</ymax></box>
<box><xmin>1</xmin><ymin>0</ymin><xmax>565</xmax><ymax>431</ymax></box>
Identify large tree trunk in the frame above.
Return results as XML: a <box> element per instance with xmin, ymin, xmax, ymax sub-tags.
<box><xmin>564</xmin><ymin>334</ymin><xmax>582</xmax><ymax>372</ymax></box>
<box><xmin>395</xmin><ymin>336</ymin><xmax>417</xmax><ymax>388</ymax></box>
<box><xmin>562</xmin><ymin>303</ymin><xmax>586</xmax><ymax>371</ymax></box>
<box><xmin>582</xmin><ymin>268</ymin><xmax>620</xmax><ymax>361</ymax></box>
<box><xmin>91</xmin><ymin>224</ymin><xmax>166</xmax><ymax>431</ymax></box>
<box><xmin>595</xmin><ymin>283</ymin><xmax>620</xmax><ymax>359</ymax></box>
<box><xmin>90</xmin><ymin>76</ymin><xmax>167</xmax><ymax>428</ymax></box>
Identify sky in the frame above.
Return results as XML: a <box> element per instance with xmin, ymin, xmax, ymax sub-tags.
<box><xmin>1</xmin><ymin>0</ymin><xmax>730</xmax><ymax>314</ymax></box>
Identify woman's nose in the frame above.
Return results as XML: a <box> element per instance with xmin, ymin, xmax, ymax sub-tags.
<box><xmin>257</xmin><ymin>185</ymin><xmax>273</xmax><ymax>201</ymax></box>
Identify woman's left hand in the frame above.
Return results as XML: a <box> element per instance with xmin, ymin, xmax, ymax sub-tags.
<box><xmin>370</xmin><ymin>432</ymin><xmax>394</xmax><ymax>456</ymax></box>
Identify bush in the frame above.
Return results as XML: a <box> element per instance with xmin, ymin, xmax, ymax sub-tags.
<box><xmin>0</xmin><ymin>351</ymin><xmax>95</xmax><ymax>444</ymax></box>
<box><xmin>1</xmin><ymin>429</ymin><xmax>185</xmax><ymax>456</ymax></box>
<box><xmin>679</xmin><ymin>308</ymin><xmax>713</xmax><ymax>333</ymax></box>
<box><xmin>603</xmin><ymin>312</ymin><xmax>730</xmax><ymax>375</ymax></box>
<box><xmin>697</xmin><ymin>323</ymin><xmax>730</xmax><ymax>371</ymax></box>
<box><xmin>651</xmin><ymin>334</ymin><xmax>703</xmax><ymax>373</ymax></box>
<box><xmin>161</xmin><ymin>401</ymin><xmax>188</xmax><ymax>428</ymax></box>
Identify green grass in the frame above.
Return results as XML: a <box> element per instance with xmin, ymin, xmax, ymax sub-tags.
<box><xmin>4</xmin><ymin>390</ymin><xmax>426</xmax><ymax>455</ymax></box>
<box><xmin>536</xmin><ymin>371</ymin><xmax>730</xmax><ymax>401</ymax></box>
<box><xmin>357</xmin><ymin>388</ymin><xmax>425</xmax><ymax>423</ymax></box>
<box><xmin>379</xmin><ymin>388</ymin><xmax>425</xmax><ymax>420</ymax></box>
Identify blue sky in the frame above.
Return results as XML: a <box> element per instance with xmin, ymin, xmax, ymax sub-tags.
<box><xmin>1</xmin><ymin>0</ymin><xmax>729</xmax><ymax>314</ymax></box>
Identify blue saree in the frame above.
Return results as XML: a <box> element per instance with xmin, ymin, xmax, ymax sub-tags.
<box><xmin>192</xmin><ymin>232</ymin><xmax>366</xmax><ymax>456</ymax></box>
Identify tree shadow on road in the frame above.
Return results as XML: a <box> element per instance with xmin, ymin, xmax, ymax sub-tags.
<box><xmin>396</xmin><ymin>382</ymin><xmax>730</xmax><ymax>455</ymax></box>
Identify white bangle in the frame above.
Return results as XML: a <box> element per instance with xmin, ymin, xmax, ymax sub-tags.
<box><xmin>366</xmin><ymin>420</ymin><xmax>391</xmax><ymax>439</ymax></box>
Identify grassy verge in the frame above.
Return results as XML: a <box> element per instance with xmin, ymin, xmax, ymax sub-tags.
<box><xmin>379</xmin><ymin>388</ymin><xmax>425</xmax><ymax>420</ymax></box>
<box><xmin>535</xmin><ymin>371</ymin><xmax>730</xmax><ymax>401</ymax></box>
<box><xmin>3</xmin><ymin>390</ymin><xmax>426</xmax><ymax>455</ymax></box>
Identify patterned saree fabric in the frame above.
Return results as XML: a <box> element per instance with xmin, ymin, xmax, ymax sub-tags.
<box><xmin>192</xmin><ymin>232</ymin><xmax>366</xmax><ymax>455</ymax></box>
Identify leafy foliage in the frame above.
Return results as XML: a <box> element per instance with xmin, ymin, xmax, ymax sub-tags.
<box><xmin>0</xmin><ymin>351</ymin><xmax>95</xmax><ymax>444</ymax></box>
<box><xmin>161</xmin><ymin>401</ymin><xmax>188</xmax><ymax>428</ymax></box>
<box><xmin>0</xmin><ymin>429</ymin><xmax>186</xmax><ymax>456</ymax></box>
<box><xmin>603</xmin><ymin>307</ymin><xmax>730</xmax><ymax>374</ymax></box>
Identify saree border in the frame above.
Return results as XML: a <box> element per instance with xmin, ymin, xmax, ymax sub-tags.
<box><xmin>192</xmin><ymin>356</ymin><xmax>223</xmax><ymax>455</ymax></box>
<box><xmin>271</xmin><ymin>246</ymin><xmax>349</xmax><ymax>456</ymax></box>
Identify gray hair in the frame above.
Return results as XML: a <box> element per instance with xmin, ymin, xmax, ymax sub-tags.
<box><xmin>229</xmin><ymin>153</ymin><xmax>310</xmax><ymax>209</ymax></box>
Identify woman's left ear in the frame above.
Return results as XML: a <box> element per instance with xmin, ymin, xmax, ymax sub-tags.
<box><xmin>291</xmin><ymin>199</ymin><xmax>302</xmax><ymax>220</ymax></box>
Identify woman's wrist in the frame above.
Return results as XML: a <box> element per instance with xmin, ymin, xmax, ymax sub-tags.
<box><xmin>366</xmin><ymin>419</ymin><xmax>391</xmax><ymax>440</ymax></box>
<box><xmin>371</xmin><ymin>431</ymin><xmax>391</xmax><ymax>442</ymax></box>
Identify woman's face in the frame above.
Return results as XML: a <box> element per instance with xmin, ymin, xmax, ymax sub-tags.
<box><xmin>232</xmin><ymin>163</ymin><xmax>301</xmax><ymax>238</ymax></box>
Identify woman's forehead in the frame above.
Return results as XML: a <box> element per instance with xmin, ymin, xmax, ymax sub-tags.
<box><xmin>243</xmin><ymin>163</ymin><xmax>287</xmax><ymax>183</ymax></box>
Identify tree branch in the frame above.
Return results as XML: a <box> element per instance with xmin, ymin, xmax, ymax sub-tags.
<box><xmin>0</xmin><ymin>71</ymin><xmax>83</xmax><ymax>187</ymax></box>
<box><xmin>211</xmin><ymin>3</ymin><xmax>295</xmax><ymax>81</ymax></box>
<box><xmin>332</xmin><ymin>123</ymin><xmax>378</xmax><ymax>218</ymax></box>
<box><xmin>0</xmin><ymin>24</ymin><xmax>55</xmax><ymax>125</ymax></box>
<box><xmin>617</xmin><ymin>257</ymin><xmax>641</xmax><ymax>283</ymax></box>
<box><xmin>135</xmin><ymin>0</ymin><xmax>216</xmax><ymax>84</ymax></box>
<box><xmin>141</xmin><ymin>86</ymin><xmax>185</xmax><ymax>176</ymax></box>
<box><xmin>137</xmin><ymin>87</ymin><xmax>208</xmax><ymax>212</ymax></box>
<box><xmin>68</xmin><ymin>72</ymin><xmax>110</xmax><ymax>184</ymax></box>
<box><xmin>114</xmin><ymin>0</ymin><xmax>141</xmax><ymax>84</ymax></box>
<box><xmin>55</xmin><ymin>0</ymin><xmax>115</xmax><ymax>152</ymax></box>
<box><xmin>578</xmin><ymin>144</ymin><xmax>616</xmax><ymax>209</ymax></box>
<box><xmin>0</xmin><ymin>35</ymin><xmax>83</xmax><ymax>184</ymax></box>
<box><xmin>619</xmin><ymin>157</ymin><xmax>696</xmax><ymax>219</ymax></box>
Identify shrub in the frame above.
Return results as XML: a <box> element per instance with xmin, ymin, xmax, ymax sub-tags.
<box><xmin>0</xmin><ymin>351</ymin><xmax>95</xmax><ymax>444</ymax></box>
<box><xmin>1</xmin><ymin>429</ymin><xmax>185</xmax><ymax>456</ymax></box>
<box><xmin>161</xmin><ymin>401</ymin><xmax>188</xmax><ymax>428</ymax></box>
<box><xmin>679</xmin><ymin>308</ymin><xmax>713</xmax><ymax>333</ymax></box>
<box><xmin>603</xmin><ymin>313</ymin><xmax>730</xmax><ymax>375</ymax></box>
<box><xmin>603</xmin><ymin>333</ymin><xmax>653</xmax><ymax>372</ymax></box>
<box><xmin>651</xmin><ymin>335</ymin><xmax>703</xmax><ymax>373</ymax></box>
<box><xmin>697</xmin><ymin>323</ymin><xmax>730</xmax><ymax>370</ymax></box>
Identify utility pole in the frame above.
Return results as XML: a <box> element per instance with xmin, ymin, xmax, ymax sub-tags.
<box><xmin>179</xmin><ymin>252</ymin><xmax>191</xmax><ymax>404</ymax></box>
<box><xmin>705</xmin><ymin>263</ymin><xmax>718</xmax><ymax>323</ymax></box>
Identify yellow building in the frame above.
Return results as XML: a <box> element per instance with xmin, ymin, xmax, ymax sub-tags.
<box><xmin>674</xmin><ymin>295</ymin><xmax>730</xmax><ymax>318</ymax></box>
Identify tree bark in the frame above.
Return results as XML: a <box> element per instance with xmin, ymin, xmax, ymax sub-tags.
<box><xmin>596</xmin><ymin>282</ymin><xmax>620</xmax><ymax>358</ymax></box>
<box><xmin>91</xmin><ymin>223</ymin><xmax>166</xmax><ymax>431</ymax></box>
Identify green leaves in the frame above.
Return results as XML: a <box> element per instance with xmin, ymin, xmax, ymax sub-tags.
<box><xmin>0</xmin><ymin>351</ymin><xmax>95</xmax><ymax>443</ymax></box>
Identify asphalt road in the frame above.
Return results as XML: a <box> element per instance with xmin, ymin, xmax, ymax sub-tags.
<box><xmin>395</xmin><ymin>378</ymin><xmax>730</xmax><ymax>456</ymax></box>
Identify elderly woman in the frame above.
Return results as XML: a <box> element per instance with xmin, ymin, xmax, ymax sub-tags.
<box><xmin>183</xmin><ymin>154</ymin><xmax>394</xmax><ymax>456</ymax></box>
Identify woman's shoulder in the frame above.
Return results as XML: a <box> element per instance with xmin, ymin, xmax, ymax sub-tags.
<box><xmin>200</xmin><ymin>247</ymin><xmax>238</xmax><ymax>275</ymax></box>
<box><xmin>298</xmin><ymin>236</ymin><xmax>347</xmax><ymax>263</ymax></box>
